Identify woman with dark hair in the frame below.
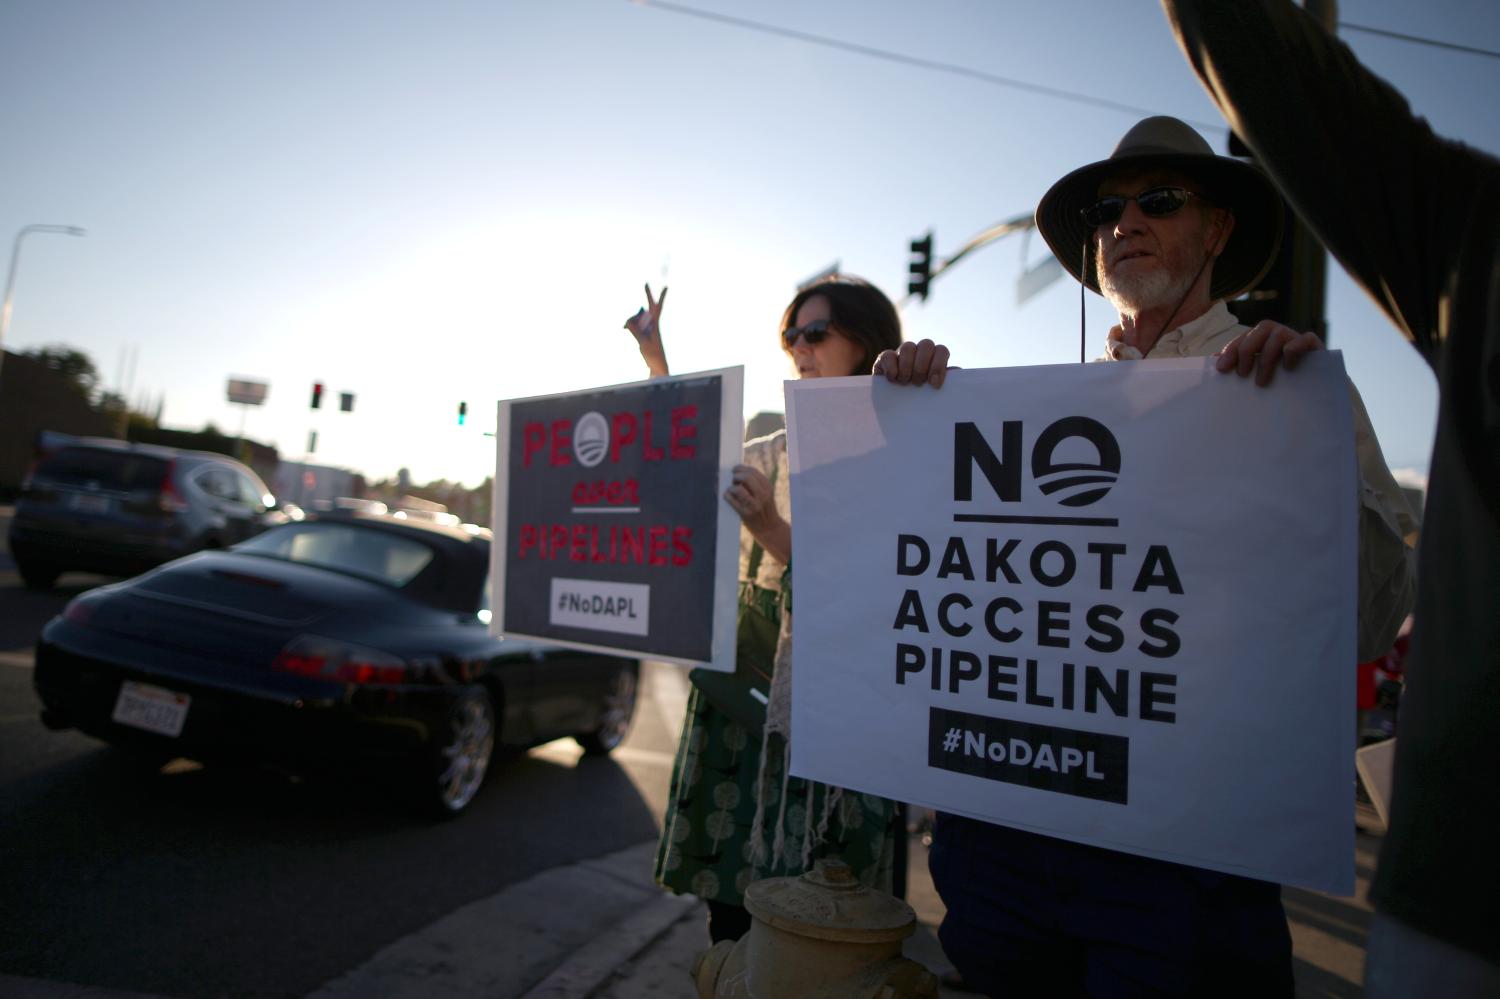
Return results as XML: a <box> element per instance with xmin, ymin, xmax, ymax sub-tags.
<box><xmin>626</xmin><ymin>276</ymin><xmax>903</xmax><ymax>942</ymax></box>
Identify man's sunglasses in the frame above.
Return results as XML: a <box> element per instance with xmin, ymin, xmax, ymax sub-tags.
<box><xmin>783</xmin><ymin>319</ymin><xmax>833</xmax><ymax>349</ymax></box>
<box><xmin>1081</xmin><ymin>186</ymin><xmax>1201</xmax><ymax>228</ymax></box>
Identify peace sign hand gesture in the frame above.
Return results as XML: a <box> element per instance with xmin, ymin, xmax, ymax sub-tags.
<box><xmin>624</xmin><ymin>283</ymin><xmax>670</xmax><ymax>378</ymax></box>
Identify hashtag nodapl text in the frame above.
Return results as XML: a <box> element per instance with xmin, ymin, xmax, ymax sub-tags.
<box><xmin>928</xmin><ymin>705</ymin><xmax>1130</xmax><ymax>803</ymax></box>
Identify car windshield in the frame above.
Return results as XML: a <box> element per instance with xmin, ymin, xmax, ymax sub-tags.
<box><xmin>235</xmin><ymin>522</ymin><xmax>435</xmax><ymax>586</ymax></box>
<box><xmin>35</xmin><ymin>448</ymin><xmax>168</xmax><ymax>491</ymax></box>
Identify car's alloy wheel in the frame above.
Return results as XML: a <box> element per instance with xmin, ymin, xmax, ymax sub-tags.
<box><xmin>576</xmin><ymin>664</ymin><xmax>638</xmax><ymax>756</ymax></box>
<box><xmin>430</xmin><ymin>689</ymin><xmax>495</xmax><ymax>815</ymax></box>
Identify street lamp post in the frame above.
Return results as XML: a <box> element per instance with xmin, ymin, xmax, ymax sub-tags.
<box><xmin>0</xmin><ymin>223</ymin><xmax>89</xmax><ymax>393</ymax></box>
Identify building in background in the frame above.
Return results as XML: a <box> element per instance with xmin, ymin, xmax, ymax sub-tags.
<box><xmin>272</xmin><ymin>461</ymin><xmax>364</xmax><ymax>511</ymax></box>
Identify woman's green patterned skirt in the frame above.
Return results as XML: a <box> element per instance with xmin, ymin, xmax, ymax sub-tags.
<box><xmin>652</xmin><ymin>685</ymin><xmax>895</xmax><ymax>905</ymax></box>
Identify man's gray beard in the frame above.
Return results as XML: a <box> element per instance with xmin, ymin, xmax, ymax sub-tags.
<box><xmin>1099</xmin><ymin>263</ymin><xmax>1195</xmax><ymax>317</ymax></box>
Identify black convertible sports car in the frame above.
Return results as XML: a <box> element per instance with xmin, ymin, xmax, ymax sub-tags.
<box><xmin>33</xmin><ymin>511</ymin><xmax>639</xmax><ymax>816</ymax></box>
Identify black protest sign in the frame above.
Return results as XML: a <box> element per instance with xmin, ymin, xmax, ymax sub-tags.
<box><xmin>494</xmin><ymin>370</ymin><xmax>741</xmax><ymax>664</ymax></box>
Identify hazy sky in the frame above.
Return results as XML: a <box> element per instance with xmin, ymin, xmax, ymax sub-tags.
<box><xmin>4</xmin><ymin>0</ymin><xmax>1495</xmax><ymax>489</ymax></box>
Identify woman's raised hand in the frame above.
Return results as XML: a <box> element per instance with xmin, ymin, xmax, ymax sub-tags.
<box><xmin>624</xmin><ymin>283</ymin><xmax>670</xmax><ymax>378</ymax></box>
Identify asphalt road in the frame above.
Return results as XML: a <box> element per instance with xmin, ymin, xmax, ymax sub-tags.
<box><xmin>0</xmin><ymin>507</ymin><xmax>687</xmax><ymax>998</ymax></box>
<box><xmin>0</xmin><ymin>507</ymin><xmax>1381</xmax><ymax>997</ymax></box>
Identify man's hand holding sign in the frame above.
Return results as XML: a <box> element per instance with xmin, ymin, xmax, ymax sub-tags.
<box><xmin>1215</xmin><ymin>319</ymin><xmax>1326</xmax><ymax>384</ymax></box>
<box><xmin>877</xmin><ymin>321</ymin><xmax>1324</xmax><ymax>390</ymax></box>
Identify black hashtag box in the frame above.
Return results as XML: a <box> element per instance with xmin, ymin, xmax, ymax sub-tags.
<box><xmin>927</xmin><ymin>706</ymin><xmax>1130</xmax><ymax>805</ymax></box>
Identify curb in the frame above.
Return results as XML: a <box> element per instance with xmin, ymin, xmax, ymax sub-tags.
<box><xmin>309</xmin><ymin>839</ymin><xmax>687</xmax><ymax>999</ymax></box>
<box><xmin>518</xmin><ymin>890</ymin><xmax>697</xmax><ymax>998</ymax></box>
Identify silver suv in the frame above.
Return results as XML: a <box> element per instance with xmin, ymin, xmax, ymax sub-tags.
<box><xmin>8</xmin><ymin>437</ymin><xmax>287</xmax><ymax>589</ymax></box>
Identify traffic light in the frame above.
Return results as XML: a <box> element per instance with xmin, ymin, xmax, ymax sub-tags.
<box><xmin>908</xmin><ymin>233</ymin><xmax>934</xmax><ymax>301</ymax></box>
<box><xmin>458</xmin><ymin>401</ymin><xmax>467</xmax><ymax>425</ymax></box>
<box><xmin>339</xmin><ymin>392</ymin><xmax>354</xmax><ymax>413</ymax></box>
<box><xmin>310</xmin><ymin>382</ymin><xmax>324</xmax><ymax>410</ymax></box>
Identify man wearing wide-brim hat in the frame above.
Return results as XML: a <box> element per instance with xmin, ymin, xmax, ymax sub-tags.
<box><xmin>1039</xmin><ymin>115</ymin><xmax>1283</xmax><ymax>353</ymax></box>
<box><xmin>883</xmin><ymin>115</ymin><xmax>1416</xmax><ymax>996</ymax></box>
<box><xmin>1032</xmin><ymin>116</ymin><xmax>1411</xmax><ymax>664</ymax></box>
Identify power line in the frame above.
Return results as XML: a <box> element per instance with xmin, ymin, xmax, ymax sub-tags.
<box><xmin>1340</xmin><ymin>21</ymin><xmax>1500</xmax><ymax>61</ymax></box>
<box><xmin>629</xmin><ymin>0</ymin><xmax>1226</xmax><ymax>133</ymax></box>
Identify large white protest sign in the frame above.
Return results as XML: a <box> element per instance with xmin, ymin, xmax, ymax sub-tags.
<box><xmin>786</xmin><ymin>354</ymin><xmax>1357</xmax><ymax>894</ymax></box>
<box><xmin>493</xmin><ymin>368</ymin><xmax>743</xmax><ymax>669</ymax></box>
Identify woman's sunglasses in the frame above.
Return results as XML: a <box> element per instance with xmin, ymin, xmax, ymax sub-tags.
<box><xmin>783</xmin><ymin>319</ymin><xmax>833</xmax><ymax>349</ymax></box>
<box><xmin>1081</xmin><ymin>186</ymin><xmax>1201</xmax><ymax>228</ymax></box>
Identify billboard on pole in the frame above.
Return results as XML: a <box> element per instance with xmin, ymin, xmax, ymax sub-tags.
<box><xmin>226</xmin><ymin>378</ymin><xmax>268</xmax><ymax>406</ymax></box>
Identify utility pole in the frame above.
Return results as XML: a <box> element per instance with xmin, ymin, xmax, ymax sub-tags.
<box><xmin>0</xmin><ymin>224</ymin><xmax>87</xmax><ymax>405</ymax></box>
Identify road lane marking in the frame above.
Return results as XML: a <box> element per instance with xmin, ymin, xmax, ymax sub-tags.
<box><xmin>0</xmin><ymin>650</ymin><xmax>34</xmax><ymax>670</ymax></box>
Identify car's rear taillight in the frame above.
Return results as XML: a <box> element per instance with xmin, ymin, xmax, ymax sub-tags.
<box><xmin>61</xmin><ymin>588</ymin><xmax>113</xmax><ymax>626</ymax></box>
<box><xmin>272</xmin><ymin>635</ymin><xmax>408</xmax><ymax>684</ymax></box>
<box><xmin>158</xmin><ymin>461</ymin><xmax>189</xmax><ymax>514</ymax></box>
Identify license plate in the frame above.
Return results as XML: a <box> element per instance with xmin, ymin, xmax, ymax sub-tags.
<box><xmin>67</xmin><ymin>492</ymin><xmax>110</xmax><ymax>514</ymax></box>
<box><xmin>111</xmin><ymin>681</ymin><xmax>190</xmax><ymax>737</ymax></box>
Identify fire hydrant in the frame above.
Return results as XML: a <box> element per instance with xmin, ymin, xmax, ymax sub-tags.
<box><xmin>691</xmin><ymin>859</ymin><xmax>939</xmax><ymax>999</ymax></box>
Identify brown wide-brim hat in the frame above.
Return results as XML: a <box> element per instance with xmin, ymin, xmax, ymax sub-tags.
<box><xmin>1035</xmin><ymin>116</ymin><xmax>1284</xmax><ymax>302</ymax></box>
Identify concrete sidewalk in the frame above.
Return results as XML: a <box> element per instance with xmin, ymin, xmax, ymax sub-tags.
<box><xmin>310</xmin><ymin>837</ymin><xmax>968</xmax><ymax>999</ymax></box>
<box><xmin>310</xmin><ymin>813</ymin><xmax>1382</xmax><ymax>999</ymax></box>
